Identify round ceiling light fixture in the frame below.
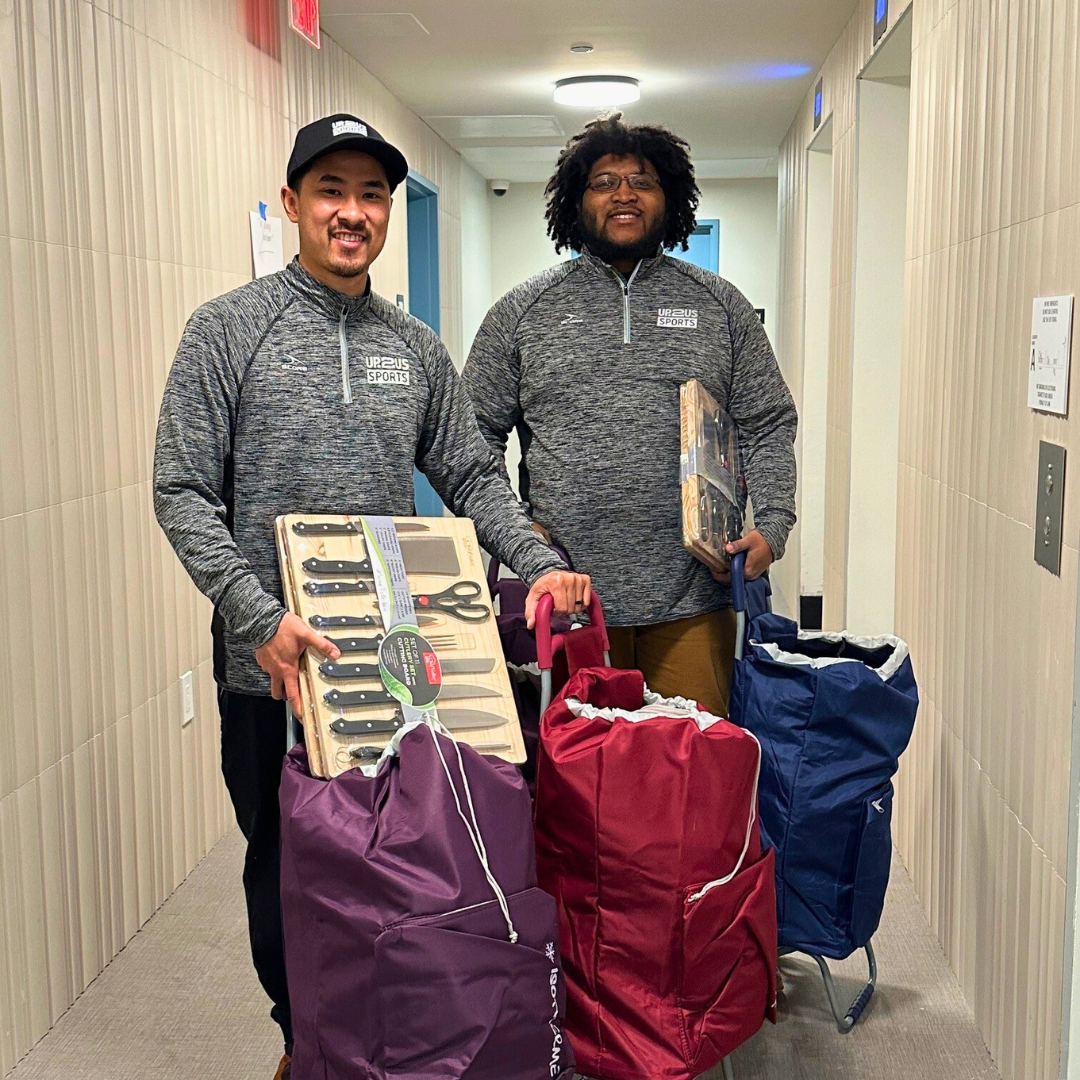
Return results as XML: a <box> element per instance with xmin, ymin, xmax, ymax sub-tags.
<box><xmin>554</xmin><ymin>75</ymin><xmax>640</xmax><ymax>107</ymax></box>
<box><xmin>569</xmin><ymin>43</ymin><xmax>594</xmax><ymax>54</ymax></box>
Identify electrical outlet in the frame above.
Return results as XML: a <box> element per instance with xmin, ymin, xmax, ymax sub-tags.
<box><xmin>181</xmin><ymin>671</ymin><xmax>195</xmax><ymax>726</ymax></box>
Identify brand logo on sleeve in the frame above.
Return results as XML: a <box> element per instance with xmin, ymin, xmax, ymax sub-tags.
<box><xmin>332</xmin><ymin>119</ymin><xmax>369</xmax><ymax>138</ymax></box>
<box><xmin>657</xmin><ymin>307</ymin><xmax>698</xmax><ymax>328</ymax></box>
<box><xmin>365</xmin><ymin>356</ymin><xmax>411</xmax><ymax>385</ymax></box>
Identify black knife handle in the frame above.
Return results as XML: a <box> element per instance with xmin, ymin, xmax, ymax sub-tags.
<box><xmin>320</xmin><ymin>661</ymin><xmax>380</xmax><ymax>680</ymax></box>
<box><xmin>310</xmin><ymin>614</ymin><xmax>378</xmax><ymax>630</ymax></box>
<box><xmin>304</xmin><ymin>580</ymin><xmax>370</xmax><ymax>597</ymax></box>
<box><xmin>329</xmin><ymin>716</ymin><xmax>405</xmax><ymax>736</ymax></box>
<box><xmin>326</xmin><ymin>635</ymin><xmax>383</xmax><ymax>653</ymax></box>
<box><xmin>324</xmin><ymin>688</ymin><xmax>395</xmax><ymax>707</ymax></box>
<box><xmin>303</xmin><ymin>557</ymin><xmax>374</xmax><ymax>576</ymax></box>
<box><xmin>293</xmin><ymin>520</ymin><xmax>360</xmax><ymax>536</ymax></box>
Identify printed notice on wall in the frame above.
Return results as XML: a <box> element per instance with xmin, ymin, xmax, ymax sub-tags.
<box><xmin>1028</xmin><ymin>295</ymin><xmax>1074</xmax><ymax>415</ymax></box>
<box><xmin>249</xmin><ymin>210</ymin><xmax>285</xmax><ymax>279</ymax></box>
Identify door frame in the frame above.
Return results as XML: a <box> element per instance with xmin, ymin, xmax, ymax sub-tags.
<box><xmin>405</xmin><ymin>171</ymin><xmax>446</xmax><ymax>516</ymax></box>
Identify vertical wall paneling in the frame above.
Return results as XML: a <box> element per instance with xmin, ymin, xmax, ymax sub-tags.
<box><xmin>775</xmin><ymin>0</ymin><xmax>1078</xmax><ymax>1077</ymax></box>
<box><xmin>0</xmin><ymin>0</ymin><xmax>481</xmax><ymax>1071</ymax></box>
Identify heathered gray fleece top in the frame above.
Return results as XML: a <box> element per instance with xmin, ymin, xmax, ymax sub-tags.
<box><xmin>154</xmin><ymin>257</ymin><xmax>564</xmax><ymax>695</ymax></box>
<box><xmin>462</xmin><ymin>250</ymin><xmax>797</xmax><ymax>627</ymax></box>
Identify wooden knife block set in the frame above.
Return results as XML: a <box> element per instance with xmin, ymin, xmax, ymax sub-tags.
<box><xmin>275</xmin><ymin>514</ymin><xmax>525</xmax><ymax>779</ymax></box>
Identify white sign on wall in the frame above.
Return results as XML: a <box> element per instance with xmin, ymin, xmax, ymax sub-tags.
<box><xmin>249</xmin><ymin>206</ymin><xmax>285</xmax><ymax>279</ymax></box>
<box><xmin>1028</xmin><ymin>295</ymin><xmax>1073</xmax><ymax>415</ymax></box>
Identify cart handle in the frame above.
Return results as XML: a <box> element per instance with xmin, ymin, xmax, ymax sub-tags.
<box><xmin>730</xmin><ymin>550</ymin><xmax>748</xmax><ymax>614</ymax></box>
<box><xmin>535</xmin><ymin>592</ymin><xmax>609</xmax><ymax>671</ymax></box>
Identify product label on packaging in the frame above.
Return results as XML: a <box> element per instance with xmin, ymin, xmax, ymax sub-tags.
<box><xmin>377</xmin><ymin>627</ymin><xmax>443</xmax><ymax>708</ymax></box>
<box><xmin>361</xmin><ymin>517</ymin><xmax>440</xmax><ymax>721</ymax></box>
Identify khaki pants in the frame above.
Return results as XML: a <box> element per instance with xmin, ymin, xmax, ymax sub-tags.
<box><xmin>607</xmin><ymin>609</ymin><xmax>739</xmax><ymax>717</ymax></box>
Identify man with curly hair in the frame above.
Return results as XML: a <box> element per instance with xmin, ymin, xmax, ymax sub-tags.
<box><xmin>463</xmin><ymin>114</ymin><xmax>797</xmax><ymax>714</ymax></box>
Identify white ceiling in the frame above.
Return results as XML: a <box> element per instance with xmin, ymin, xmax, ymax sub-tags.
<box><xmin>320</xmin><ymin>0</ymin><xmax>861</xmax><ymax>182</ymax></box>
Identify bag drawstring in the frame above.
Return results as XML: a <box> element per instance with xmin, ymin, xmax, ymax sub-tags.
<box><xmin>687</xmin><ymin>729</ymin><xmax>762</xmax><ymax>903</ymax></box>
<box><xmin>427</xmin><ymin>723</ymin><xmax>519</xmax><ymax>943</ymax></box>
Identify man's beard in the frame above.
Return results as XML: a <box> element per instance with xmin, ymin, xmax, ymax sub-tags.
<box><xmin>579</xmin><ymin>212</ymin><xmax>665</xmax><ymax>265</ymax></box>
<box><xmin>325</xmin><ymin>227</ymin><xmax>372</xmax><ymax>277</ymax></box>
<box><xmin>326</xmin><ymin>256</ymin><xmax>367</xmax><ymax>278</ymax></box>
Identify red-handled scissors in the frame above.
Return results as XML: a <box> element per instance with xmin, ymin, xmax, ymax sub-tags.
<box><xmin>413</xmin><ymin>581</ymin><xmax>490</xmax><ymax>622</ymax></box>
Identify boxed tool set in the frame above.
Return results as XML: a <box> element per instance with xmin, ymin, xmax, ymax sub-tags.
<box><xmin>275</xmin><ymin>513</ymin><xmax>525</xmax><ymax>778</ymax></box>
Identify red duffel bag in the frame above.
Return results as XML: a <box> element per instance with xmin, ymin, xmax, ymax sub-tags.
<box><xmin>534</xmin><ymin>666</ymin><xmax>777</xmax><ymax>1080</ymax></box>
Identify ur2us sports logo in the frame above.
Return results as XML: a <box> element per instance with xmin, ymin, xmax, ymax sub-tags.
<box><xmin>657</xmin><ymin>307</ymin><xmax>698</xmax><ymax>328</ymax></box>
<box><xmin>365</xmin><ymin>356</ymin><xmax>410</xmax><ymax>385</ymax></box>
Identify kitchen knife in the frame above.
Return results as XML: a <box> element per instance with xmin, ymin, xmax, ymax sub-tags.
<box><xmin>320</xmin><ymin>657</ymin><xmax>497</xmax><ymax>680</ymax></box>
<box><xmin>330</xmin><ymin>707</ymin><xmax>507</xmax><ymax>736</ymax></box>
<box><xmin>325</xmin><ymin>633</ymin><xmax>455</xmax><ymax>654</ymax></box>
<box><xmin>302</xmin><ymin>537</ymin><xmax>459</xmax><ymax>578</ymax></box>
<box><xmin>309</xmin><ymin>613</ymin><xmax>442</xmax><ymax>630</ymax></box>
<box><xmin>325</xmin><ymin>715</ymin><xmax>405</xmax><ymax>737</ymax></box>
<box><xmin>304</xmin><ymin>580</ymin><xmax>370</xmax><ymax>597</ymax></box>
<box><xmin>293</xmin><ymin>520</ymin><xmax>430</xmax><ymax>536</ymax></box>
<box><xmin>324</xmin><ymin>683</ymin><xmax>499</xmax><ymax>708</ymax></box>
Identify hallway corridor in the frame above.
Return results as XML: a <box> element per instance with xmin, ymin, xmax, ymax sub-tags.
<box><xmin>8</xmin><ymin>831</ymin><xmax>1001</xmax><ymax>1080</ymax></box>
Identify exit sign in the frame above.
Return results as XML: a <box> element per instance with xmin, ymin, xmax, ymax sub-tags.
<box><xmin>290</xmin><ymin>0</ymin><xmax>320</xmax><ymax>48</ymax></box>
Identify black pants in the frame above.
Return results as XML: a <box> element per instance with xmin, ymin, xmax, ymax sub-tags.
<box><xmin>218</xmin><ymin>688</ymin><xmax>292</xmax><ymax>1052</ymax></box>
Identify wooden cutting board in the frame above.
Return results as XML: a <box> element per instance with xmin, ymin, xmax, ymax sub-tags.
<box><xmin>276</xmin><ymin>514</ymin><xmax>525</xmax><ymax>778</ymax></box>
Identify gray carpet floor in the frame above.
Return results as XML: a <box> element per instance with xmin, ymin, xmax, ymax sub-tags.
<box><xmin>8</xmin><ymin>829</ymin><xmax>1001</xmax><ymax>1080</ymax></box>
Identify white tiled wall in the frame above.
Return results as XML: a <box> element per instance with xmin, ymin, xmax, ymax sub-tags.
<box><xmin>0</xmin><ymin>0</ymin><xmax>482</xmax><ymax>1071</ymax></box>
<box><xmin>775</xmin><ymin>1</ymin><xmax>1079</xmax><ymax>1077</ymax></box>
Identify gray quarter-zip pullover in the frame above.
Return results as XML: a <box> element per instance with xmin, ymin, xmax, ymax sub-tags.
<box><xmin>462</xmin><ymin>251</ymin><xmax>797</xmax><ymax>627</ymax></box>
<box><xmin>154</xmin><ymin>257</ymin><xmax>565</xmax><ymax>694</ymax></box>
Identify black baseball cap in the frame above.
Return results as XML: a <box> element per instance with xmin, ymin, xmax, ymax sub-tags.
<box><xmin>286</xmin><ymin>113</ymin><xmax>410</xmax><ymax>192</ymax></box>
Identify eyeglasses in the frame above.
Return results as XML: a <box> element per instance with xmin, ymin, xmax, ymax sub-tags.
<box><xmin>585</xmin><ymin>172</ymin><xmax>661</xmax><ymax>193</ymax></box>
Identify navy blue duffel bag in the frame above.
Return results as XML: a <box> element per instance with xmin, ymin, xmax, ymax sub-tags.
<box><xmin>729</xmin><ymin>612</ymin><xmax>918</xmax><ymax>960</ymax></box>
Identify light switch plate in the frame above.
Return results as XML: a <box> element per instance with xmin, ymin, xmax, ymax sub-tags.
<box><xmin>1035</xmin><ymin>441</ymin><xmax>1066</xmax><ymax>575</ymax></box>
<box><xmin>181</xmin><ymin>670</ymin><xmax>195</xmax><ymax>726</ymax></box>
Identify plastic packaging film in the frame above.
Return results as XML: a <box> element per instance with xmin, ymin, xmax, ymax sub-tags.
<box><xmin>679</xmin><ymin>379</ymin><xmax>744</xmax><ymax>574</ymax></box>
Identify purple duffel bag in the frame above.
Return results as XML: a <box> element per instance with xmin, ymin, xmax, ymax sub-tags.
<box><xmin>280</xmin><ymin>723</ymin><xmax>575</xmax><ymax>1080</ymax></box>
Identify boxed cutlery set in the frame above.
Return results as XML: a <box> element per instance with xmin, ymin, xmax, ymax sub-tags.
<box><xmin>275</xmin><ymin>513</ymin><xmax>525</xmax><ymax>778</ymax></box>
<box><xmin>679</xmin><ymin>378</ymin><xmax>744</xmax><ymax>574</ymax></box>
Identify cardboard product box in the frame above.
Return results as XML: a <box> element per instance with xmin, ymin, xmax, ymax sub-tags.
<box><xmin>679</xmin><ymin>379</ymin><xmax>743</xmax><ymax>575</ymax></box>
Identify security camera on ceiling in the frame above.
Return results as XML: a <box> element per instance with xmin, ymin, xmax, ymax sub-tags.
<box><xmin>489</xmin><ymin>179</ymin><xmax>510</xmax><ymax>197</ymax></box>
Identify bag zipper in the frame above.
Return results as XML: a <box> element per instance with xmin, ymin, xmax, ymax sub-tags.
<box><xmin>621</xmin><ymin>261</ymin><xmax>642</xmax><ymax>344</ymax></box>
<box><xmin>339</xmin><ymin>306</ymin><xmax>352</xmax><ymax>403</ymax></box>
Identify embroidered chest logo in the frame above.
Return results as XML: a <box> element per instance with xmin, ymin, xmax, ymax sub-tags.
<box><xmin>279</xmin><ymin>352</ymin><xmax>309</xmax><ymax>373</ymax></box>
<box><xmin>657</xmin><ymin>307</ymin><xmax>698</xmax><ymax>328</ymax></box>
<box><xmin>560</xmin><ymin>313</ymin><xmax>584</xmax><ymax>326</ymax></box>
<box><xmin>365</xmin><ymin>356</ymin><xmax>411</xmax><ymax>385</ymax></box>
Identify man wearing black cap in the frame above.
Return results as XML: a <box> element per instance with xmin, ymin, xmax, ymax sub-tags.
<box><xmin>153</xmin><ymin>114</ymin><xmax>590</xmax><ymax>1080</ymax></box>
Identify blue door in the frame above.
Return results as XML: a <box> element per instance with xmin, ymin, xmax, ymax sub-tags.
<box><xmin>669</xmin><ymin>220</ymin><xmax>719</xmax><ymax>274</ymax></box>
<box><xmin>405</xmin><ymin>174</ymin><xmax>446</xmax><ymax>516</ymax></box>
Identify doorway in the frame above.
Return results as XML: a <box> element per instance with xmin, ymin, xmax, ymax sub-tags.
<box><xmin>799</xmin><ymin>118</ymin><xmax>834</xmax><ymax>631</ymax></box>
<box><xmin>406</xmin><ymin>173</ymin><xmax>446</xmax><ymax>516</ymax></box>
<box><xmin>845</xmin><ymin>8</ymin><xmax>912</xmax><ymax>635</ymax></box>
<box><xmin>669</xmin><ymin>220</ymin><xmax>720</xmax><ymax>274</ymax></box>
